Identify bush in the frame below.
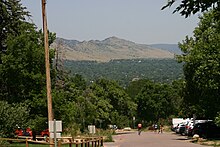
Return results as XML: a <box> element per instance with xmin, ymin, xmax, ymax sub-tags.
<box><xmin>95</xmin><ymin>129</ymin><xmax>115</xmax><ymax>142</ymax></box>
<box><xmin>0</xmin><ymin>101</ymin><xmax>30</xmax><ymax>138</ymax></box>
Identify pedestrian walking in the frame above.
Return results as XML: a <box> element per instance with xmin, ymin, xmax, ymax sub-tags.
<box><xmin>158</xmin><ymin>124</ymin><xmax>163</xmax><ymax>134</ymax></box>
<box><xmin>154</xmin><ymin>124</ymin><xmax>158</xmax><ymax>133</ymax></box>
<box><xmin>137</xmin><ymin>123</ymin><xmax>142</xmax><ymax>135</ymax></box>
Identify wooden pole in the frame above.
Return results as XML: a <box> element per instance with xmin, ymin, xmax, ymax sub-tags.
<box><xmin>25</xmin><ymin>138</ymin><xmax>28</xmax><ymax>147</ymax></box>
<box><xmin>100</xmin><ymin>137</ymin><xmax>103</xmax><ymax>146</ymax></box>
<box><xmin>41</xmin><ymin>0</ymin><xmax>53</xmax><ymax>146</ymax></box>
<box><xmin>58</xmin><ymin>140</ymin><xmax>61</xmax><ymax>147</ymax></box>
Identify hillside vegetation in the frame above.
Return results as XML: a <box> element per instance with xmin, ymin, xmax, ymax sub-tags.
<box><xmin>64</xmin><ymin>58</ymin><xmax>183</xmax><ymax>86</ymax></box>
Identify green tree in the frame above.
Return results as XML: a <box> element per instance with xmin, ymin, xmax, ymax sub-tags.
<box><xmin>0</xmin><ymin>25</ymin><xmax>57</xmax><ymax>103</ymax></box>
<box><xmin>126</xmin><ymin>79</ymin><xmax>152</xmax><ymax>100</ymax></box>
<box><xmin>171</xmin><ymin>79</ymin><xmax>185</xmax><ymax>117</ymax></box>
<box><xmin>0</xmin><ymin>101</ymin><xmax>30</xmax><ymax>137</ymax></box>
<box><xmin>136</xmin><ymin>81</ymin><xmax>177</xmax><ymax>123</ymax></box>
<box><xmin>162</xmin><ymin>0</ymin><xmax>220</xmax><ymax>18</ymax></box>
<box><xmin>1</xmin><ymin>26</ymin><xmax>43</xmax><ymax>102</ymax></box>
<box><xmin>0</xmin><ymin>0</ymin><xmax>58</xmax><ymax>134</ymax></box>
<box><xmin>0</xmin><ymin>0</ymin><xmax>31</xmax><ymax>62</ymax></box>
<box><xmin>177</xmin><ymin>10</ymin><xmax>220</xmax><ymax>118</ymax></box>
<box><xmin>0</xmin><ymin>0</ymin><xmax>56</xmax><ymax>104</ymax></box>
<box><xmin>88</xmin><ymin>79</ymin><xmax>137</xmax><ymax>128</ymax></box>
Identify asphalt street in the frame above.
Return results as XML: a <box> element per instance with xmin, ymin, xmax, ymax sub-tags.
<box><xmin>104</xmin><ymin>131</ymin><xmax>206</xmax><ymax>147</ymax></box>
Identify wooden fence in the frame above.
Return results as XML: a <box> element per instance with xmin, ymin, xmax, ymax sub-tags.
<box><xmin>0</xmin><ymin>136</ymin><xmax>104</xmax><ymax>147</ymax></box>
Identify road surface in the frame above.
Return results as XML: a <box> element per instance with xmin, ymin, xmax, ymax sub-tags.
<box><xmin>104</xmin><ymin>131</ymin><xmax>206</xmax><ymax>147</ymax></box>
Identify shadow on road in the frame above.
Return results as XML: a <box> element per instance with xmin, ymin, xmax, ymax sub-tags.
<box><xmin>174</xmin><ymin>138</ymin><xmax>189</xmax><ymax>140</ymax></box>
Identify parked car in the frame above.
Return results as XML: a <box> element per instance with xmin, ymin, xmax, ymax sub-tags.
<box><xmin>41</xmin><ymin>129</ymin><xmax>49</xmax><ymax>137</ymax></box>
<box><xmin>15</xmin><ymin>127</ymin><xmax>49</xmax><ymax>137</ymax></box>
<box><xmin>171</xmin><ymin>118</ymin><xmax>191</xmax><ymax>132</ymax></box>
<box><xmin>185</xmin><ymin>121</ymin><xmax>194</xmax><ymax>136</ymax></box>
<box><xmin>123</xmin><ymin>127</ymin><xmax>132</xmax><ymax>131</ymax></box>
<box><xmin>176</xmin><ymin>123</ymin><xmax>186</xmax><ymax>135</ymax></box>
<box><xmin>172</xmin><ymin>118</ymin><xmax>184</xmax><ymax>132</ymax></box>
<box><xmin>15</xmin><ymin>127</ymin><xmax>32</xmax><ymax>136</ymax></box>
<box><xmin>192</xmin><ymin>121</ymin><xmax>220</xmax><ymax>138</ymax></box>
<box><xmin>109</xmin><ymin>125</ymin><xmax>118</xmax><ymax>130</ymax></box>
<box><xmin>15</xmin><ymin>128</ymin><xmax>24</xmax><ymax>136</ymax></box>
<box><xmin>185</xmin><ymin>120</ymin><xmax>209</xmax><ymax>136</ymax></box>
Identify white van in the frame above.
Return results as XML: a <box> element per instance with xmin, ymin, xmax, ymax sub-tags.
<box><xmin>171</xmin><ymin>118</ymin><xmax>191</xmax><ymax>132</ymax></box>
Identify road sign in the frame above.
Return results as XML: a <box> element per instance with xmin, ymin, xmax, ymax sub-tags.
<box><xmin>50</xmin><ymin>132</ymin><xmax>61</xmax><ymax>138</ymax></box>
<box><xmin>49</xmin><ymin>120</ymin><xmax>62</xmax><ymax>132</ymax></box>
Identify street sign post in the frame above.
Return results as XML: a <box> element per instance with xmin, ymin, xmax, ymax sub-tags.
<box><xmin>49</xmin><ymin>119</ymin><xmax>62</xmax><ymax>147</ymax></box>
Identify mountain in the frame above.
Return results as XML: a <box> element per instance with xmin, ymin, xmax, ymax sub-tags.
<box><xmin>149</xmin><ymin>44</ymin><xmax>182</xmax><ymax>55</ymax></box>
<box><xmin>52</xmin><ymin>37</ymin><xmax>174</xmax><ymax>62</ymax></box>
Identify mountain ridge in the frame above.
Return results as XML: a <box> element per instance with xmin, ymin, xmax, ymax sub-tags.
<box><xmin>149</xmin><ymin>44</ymin><xmax>181</xmax><ymax>55</ymax></box>
<box><xmin>52</xmin><ymin>37</ymin><xmax>176</xmax><ymax>62</ymax></box>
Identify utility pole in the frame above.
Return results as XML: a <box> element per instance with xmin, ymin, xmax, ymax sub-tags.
<box><xmin>41</xmin><ymin>0</ymin><xmax>53</xmax><ymax>146</ymax></box>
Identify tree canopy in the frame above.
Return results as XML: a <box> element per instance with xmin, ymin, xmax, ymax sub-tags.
<box><xmin>162</xmin><ymin>0</ymin><xmax>220</xmax><ymax>18</ymax></box>
<box><xmin>0</xmin><ymin>0</ymin><xmax>56</xmax><ymax>137</ymax></box>
<box><xmin>0</xmin><ymin>0</ymin><xmax>31</xmax><ymax>60</ymax></box>
<box><xmin>135</xmin><ymin>80</ymin><xmax>180</xmax><ymax>123</ymax></box>
<box><xmin>177</xmin><ymin>10</ymin><xmax>220</xmax><ymax>118</ymax></box>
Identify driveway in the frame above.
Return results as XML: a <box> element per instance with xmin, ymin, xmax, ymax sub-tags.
<box><xmin>104</xmin><ymin>131</ymin><xmax>206</xmax><ymax>147</ymax></box>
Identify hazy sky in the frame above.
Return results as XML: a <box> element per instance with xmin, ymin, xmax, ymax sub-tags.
<box><xmin>21</xmin><ymin>0</ymin><xmax>200</xmax><ymax>44</ymax></box>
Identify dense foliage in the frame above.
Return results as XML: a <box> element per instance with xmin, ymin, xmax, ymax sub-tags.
<box><xmin>162</xmin><ymin>0</ymin><xmax>220</xmax><ymax>18</ymax></box>
<box><xmin>1</xmin><ymin>0</ymin><xmax>219</xmax><ymax>139</ymax></box>
<box><xmin>0</xmin><ymin>0</ymin><xmax>55</xmax><ymax>137</ymax></box>
<box><xmin>134</xmin><ymin>80</ymin><xmax>182</xmax><ymax>123</ymax></box>
<box><xmin>64</xmin><ymin>59</ymin><xmax>183</xmax><ymax>86</ymax></box>
<box><xmin>0</xmin><ymin>101</ymin><xmax>30</xmax><ymax>138</ymax></box>
<box><xmin>177</xmin><ymin>10</ymin><xmax>220</xmax><ymax>119</ymax></box>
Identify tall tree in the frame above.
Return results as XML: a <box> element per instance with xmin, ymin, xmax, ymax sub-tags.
<box><xmin>0</xmin><ymin>0</ymin><xmax>31</xmax><ymax>60</ymax></box>
<box><xmin>177</xmin><ymin>10</ymin><xmax>220</xmax><ymax>118</ymax></box>
<box><xmin>0</xmin><ymin>0</ymin><xmax>57</xmax><ymax>103</ymax></box>
<box><xmin>1</xmin><ymin>0</ymin><xmax>38</xmax><ymax>102</ymax></box>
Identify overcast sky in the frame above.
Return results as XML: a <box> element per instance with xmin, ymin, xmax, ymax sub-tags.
<box><xmin>21</xmin><ymin>0</ymin><xmax>200</xmax><ymax>44</ymax></box>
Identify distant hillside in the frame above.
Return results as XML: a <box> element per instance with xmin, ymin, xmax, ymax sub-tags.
<box><xmin>150</xmin><ymin>44</ymin><xmax>182</xmax><ymax>55</ymax></box>
<box><xmin>52</xmin><ymin>37</ymin><xmax>174</xmax><ymax>62</ymax></box>
<box><xmin>65</xmin><ymin>59</ymin><xmax>183</xmax><ymax>86</ymax></box>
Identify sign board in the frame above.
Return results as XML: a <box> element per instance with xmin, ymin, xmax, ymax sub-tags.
<box><xmin>49</xmin><ymin>120</ymin><xmax>62</xmax><ymax>132</ymax></box>
<box><xmin>88</xmin><ymin>125</ymin><xmax>96</xmax><ymax>134</ymax></box>
<box><xmin>133</xmin><ymin>117</ymin><xmax>135</xmax><ymax>121</ymax></box>
<box><xmin>50</xmin><ymin>133</ymin><xmax>61</xmax><ymax>139</ymax></box>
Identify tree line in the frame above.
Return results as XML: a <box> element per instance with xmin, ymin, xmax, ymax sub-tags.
<box><xmin>64</xmin><ymin>59</ymin><xmax>184</xmax><ymax>86</ymax></box>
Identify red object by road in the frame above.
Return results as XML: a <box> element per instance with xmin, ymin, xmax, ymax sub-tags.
<box><xmin>41</xmin><ymin>129</ymin><xmax>49</xmax><ymax>137</ymax></box>
<box><xmin>15</xmin><ymin>127</ymin><xmax>32</xmax><ymax>136</ymax></box>
<box><xmin>15</xmin><ymin>128</ymin><xmax>23</xmax><ymax>136</ymax></box>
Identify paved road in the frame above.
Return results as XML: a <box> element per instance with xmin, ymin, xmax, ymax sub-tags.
<box><xmin>104</xmin><ymin>132</ymin><xmax>206</xmax><ymax>147</ymax></box>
